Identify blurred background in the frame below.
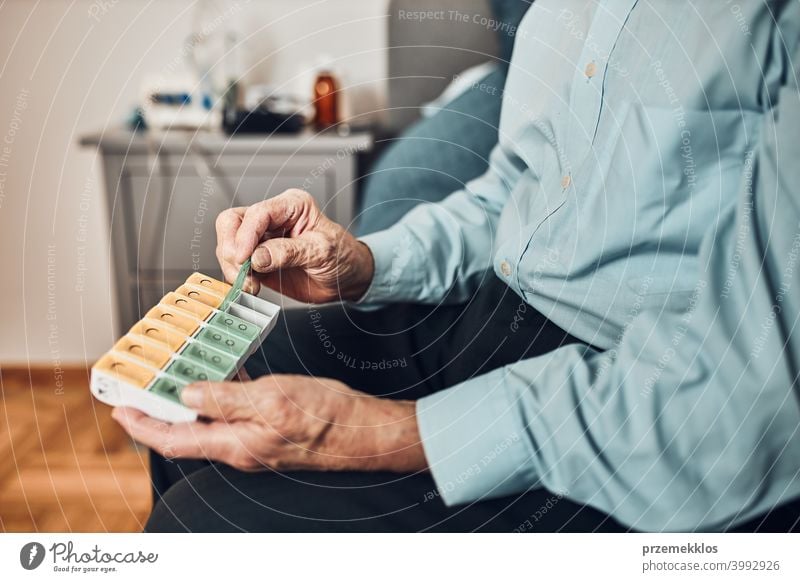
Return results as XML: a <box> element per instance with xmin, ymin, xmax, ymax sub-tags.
<box><xmin>0</xmin><ymin>0</ymin><xmax>390</xmax><ymax>365</ymax></box>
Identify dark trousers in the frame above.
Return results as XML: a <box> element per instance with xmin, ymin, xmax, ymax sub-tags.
<box><xmin>146</xmin><ymin>280</ymin><xmax>800</xmax><ymax>532</ymax></box>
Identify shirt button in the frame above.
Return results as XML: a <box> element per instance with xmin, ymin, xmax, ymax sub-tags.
<box><xmin>500</xmin><ymin>260</ymin><xmax>512</xmax><ymax>277</ymax></box>
<box><xmin>561</xmin><ymin>174</ymin><xmax>572</xmax><ymax>189</ymax></box>
<box><xmin>585</xmin><ymin>61</ymin><xmax>597</xmax><ymax>78</ymax></box>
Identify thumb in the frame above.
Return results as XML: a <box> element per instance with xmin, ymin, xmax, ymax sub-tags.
<box><xmin>180</xmin><ymin>382</ymin><xmax>255</xmax><ymax>421</ymax></box>
<box><xmin>251</xmin><ymin>235</ymin><xmax>324</xmax><ymax>273</ymax></box>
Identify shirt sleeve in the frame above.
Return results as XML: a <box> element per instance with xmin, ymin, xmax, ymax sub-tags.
<box><xmin>416</xmin><ymin>81</ymin><xmax>800</xmax><ymax>531</ymax></box>
<box><xmin>357</xmin><ymin>138</ymin><xmax>526</xmax><ymax>305</ymax></box>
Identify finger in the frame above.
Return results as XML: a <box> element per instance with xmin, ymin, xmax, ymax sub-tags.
<box><xmin>216</xmin><ymin>208</ymin><xmax>256</xmax><ymax>289</ymax></box>
<box><xmin>215</xmin><ymin>207</ymin><xmax>246</xmax><ymax>267</ymax></box>
<box><xmin>222</xmin><ymin>259</ymin><xmax>253</xmax><ymax>292</ymax></box>
<box><xmin>111</xmin><ymin>407</ymin><xmax>233</xmax><ymax>460</ymax></box>
<box><xmin>179</xmin><ymin>381</ymin><xmax>258</xmax><ymax>421</ymax></box>
<box><xmin>251</xmin><ymin>235</ymin><xmax>323</xmax><ymax>274</ymax></box>
<box><xmin>240</xmin><ymin>271</ymin><xmax>261</xmax><ymax>295</ymax></box>
<box><xmin>234</xmin><ymin>190</ymin><xmax>316</xmax><ymax>264</ymax></box>
<box><xmin>232</xmin><ymin>270</ymin><xmax>260</xmax><ymax>295</ymax></box>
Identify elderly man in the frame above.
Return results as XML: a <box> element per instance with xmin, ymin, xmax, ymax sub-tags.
<box><xmin>116</xmin><ymin>0</ymin><xmax>800</xmax><ymax>532</ymax></box>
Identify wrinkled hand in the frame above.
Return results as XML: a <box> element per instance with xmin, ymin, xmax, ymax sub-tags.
<box><xmin>111</xmin><ymin>375</ymin><xmax>426</xmax><ymax>473</ymax></box>
<box><xmin>216</xmin><ymin>189</ymin><xmax>374</xmax><ymax>303</ymax></box>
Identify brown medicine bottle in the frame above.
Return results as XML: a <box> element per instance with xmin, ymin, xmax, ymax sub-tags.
<box><xmin>313</xmin><ymin>69</ymin><xmax>339</xmax><ymax>129</ymax></box>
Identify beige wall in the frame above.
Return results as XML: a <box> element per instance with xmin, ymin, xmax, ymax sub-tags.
<box><xmin>0</xmin><ymin>0</ymin><xmax>388</xmax><ymax>365</ymax></box>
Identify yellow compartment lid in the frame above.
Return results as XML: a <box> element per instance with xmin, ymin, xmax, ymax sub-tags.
<box><xmin>185</xmin><ymin>272</ymin><xmax>232</xmax><ymax>296</ymax></box>
<box><xmin>175</xmin><ymin>284</ymin><xmax>223</xmax><ymax>308</ymax></box>
<box><xmin>146</xmin><ymin>304</ymin><xmax>201</xmax><ymax>336</ymax></box>
<box><xmin>93</xmin><ymin>353</ymin><xmax>155</xmax><ymax>388</ymax></box>
<box><xmin>161</xmin><ymin>291</ymin><xmax>214</xmax><ymax>320</ymax></box>
<box><xmin>129</xmin><ymin>318</ymin><xmax>187</xmax><ymax>352</ymax></box>
<box><xmin>111</xmin><ymin>335</ymin><xmax>172</xmax><ymax>370</ymax></box>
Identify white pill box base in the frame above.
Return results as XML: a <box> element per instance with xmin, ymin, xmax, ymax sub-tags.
<box><xmin>91</xmin><ymin>370</ymin><xmax>201</xmax><ymax>423</ymax></box>
<box><xmin>90</xmin><ymin>291</ymin><xmax>280</xmax><ymax>424</ymax></box>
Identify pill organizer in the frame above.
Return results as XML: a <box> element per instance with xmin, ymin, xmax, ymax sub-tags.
<box><xmin>90</xmin><ymin>272</ymin><xmax>280</xmax><ymax>423</ymax></box>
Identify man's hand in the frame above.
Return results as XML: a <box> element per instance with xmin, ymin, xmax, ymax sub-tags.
<box><xmin>111</xmin><ymin>375</ymin><xmax>427</xmax><ymax>473</ymax></box>
<box><xmin>216</xmin><ymin>189</ymin><xmax>375</xmax><ymax>303</ymax></box>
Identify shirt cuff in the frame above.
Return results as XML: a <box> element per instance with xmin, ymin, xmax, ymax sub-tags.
<box><xmin>415</xmin><ymin>366</ymin><xmax>540</xmax><ymax>506</ymax></box>
<box><xmin>354</xmin><ymin>227</ymin><xmax>425</xmax><ymax>305</ymax></box>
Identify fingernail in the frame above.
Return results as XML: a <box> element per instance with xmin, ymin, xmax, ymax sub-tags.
<box><xmin>257</xmin><ymin>249</ymin><xmax>271</xmax><ymax>270</ymax></box>
<box><xmin>181</xmin><ymin>386</ymin><xmax>203</xmax><ymax>408</ymax></box>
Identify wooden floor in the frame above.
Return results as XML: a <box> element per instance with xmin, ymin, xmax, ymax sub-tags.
<box><xmin>0</xmin><ymin>365</ymin><xmax>151</xmax><ymax>532</ymax></box>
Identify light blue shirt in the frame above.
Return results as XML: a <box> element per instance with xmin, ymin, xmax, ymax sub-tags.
<box><xmin>359</xmin><ymin>0</ymin><xmax>800</xmax><ymax>530</ymax></box>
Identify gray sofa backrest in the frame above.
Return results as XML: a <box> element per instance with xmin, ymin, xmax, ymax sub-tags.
<box><xmin>386</xmin><ymin>0</ymin><xmax>499</xmax><ymax>131</ymax></box>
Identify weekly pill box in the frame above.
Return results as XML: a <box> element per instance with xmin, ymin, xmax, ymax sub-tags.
<box><xmin>90</xmin><ymin>272</ymin><xmax>280</xmax><ymax>423</ymax></box>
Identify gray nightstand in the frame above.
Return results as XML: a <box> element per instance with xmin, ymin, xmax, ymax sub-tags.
<box><xmin>81</xmin><ymin>128</ymin><xmax>372</xmax><ymax>336</ymax></box>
